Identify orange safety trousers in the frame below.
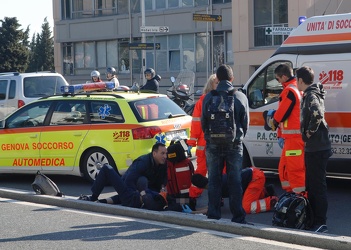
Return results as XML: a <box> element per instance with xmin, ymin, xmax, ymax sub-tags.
<box><xmin>278</xmin><ymin>136</ymin><xmax>306</xmax><ymax>193</ymax></box>
<box><xmin>242</xmin><ymin>167</ymin><xmax>274</xmax><ymax>214</ymax></box>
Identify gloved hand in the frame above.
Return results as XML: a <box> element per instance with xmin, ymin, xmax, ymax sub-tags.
<box><xmin>159</xmin><ymin>191</ymin><xmax>168</xmax><ymax>205</ymax></box>
<box><xmin>187</xmin><ymin>146</ymin><xmax>193</xmax><ymax>157</ymax></box>
<box><xmin>267</xmin><ymin>109</ymin><xmax>276</xmax><ymax>117</ymax></box>
<box><xmin>278</xmin><ymin>138</ymin><xmax>284</xmax><ymax>149</ymax></box>
<box><xmin>186</xmin><ymin>139</ymin><xmax>196</xmax><ymax>147</ymax></box>
<box><xmin>182</xmin><ymin>204</ymin><xmax>193</xmax><ymax>213</ymax></box>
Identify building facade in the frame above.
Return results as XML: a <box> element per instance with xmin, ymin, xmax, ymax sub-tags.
<box><xmin>52</xmin><ymin>0</ymin><xmax>351</xmax><ymax>92</ymax></box>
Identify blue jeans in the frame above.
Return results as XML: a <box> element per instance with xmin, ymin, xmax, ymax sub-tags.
<box><xmin>206</xmin><ymin>142</ymin><xmax>246</xmax><ymax>223</ymax></box>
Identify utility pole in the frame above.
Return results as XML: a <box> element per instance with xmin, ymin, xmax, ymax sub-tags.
<box><xmin>141</xmin><ymin>0</ymin><xmax>146</xmax><ymax>84</ymax></box>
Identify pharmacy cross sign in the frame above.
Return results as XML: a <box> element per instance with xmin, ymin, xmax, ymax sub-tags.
<box><xmin>265</xmin><ymin>27</ymin><xmax>295</xmax><ymax>35</ymax></box>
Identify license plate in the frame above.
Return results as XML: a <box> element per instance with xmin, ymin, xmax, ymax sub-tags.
<box><xmin>165</xmin><ymin>130</ymin><xmax>187</xmax><ymax>141</ymax></box>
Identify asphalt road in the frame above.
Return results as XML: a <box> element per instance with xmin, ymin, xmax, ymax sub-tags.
<box><xmin>0</xmin><ymin>172</ymin><xmax>351</xmax><ymax>237</ymax></box>
<box><xmin>0</xmin><ymin>198</ymin><xmax>321</xmax><ymax>250</ymax></box>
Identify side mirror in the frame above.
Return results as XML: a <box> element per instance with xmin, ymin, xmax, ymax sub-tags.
<box><xmin>170</xmin><ymin>76</ymin><xmax>175</xmax><ymax>83</ymax></box>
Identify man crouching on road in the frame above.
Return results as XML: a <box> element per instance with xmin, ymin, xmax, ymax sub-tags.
<box><xmin>78</xmin><ymin>143</ymin><xmax>170</xmax><ymax>211</ymax></box>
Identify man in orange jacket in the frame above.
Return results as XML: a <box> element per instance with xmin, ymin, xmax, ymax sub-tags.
<box><xmin>187</xmin><ymin>74</ymin><xmax>218</xmax><ymax>210</ymax></box>
<box><xmin>269</xmin><ymin>63</ymin><xmax>305</xmax><ymax>193</ymax></box>
<box><xmin>191</xmin><ymin>166</ymin><xmax>278</xmax><ymax>214</ymax></box>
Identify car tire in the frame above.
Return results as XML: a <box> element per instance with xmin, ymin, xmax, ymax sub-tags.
<box><xmin>81</xmin><ymin>148</ymin><xmax>118</xmax><ymax>182</ymax></box>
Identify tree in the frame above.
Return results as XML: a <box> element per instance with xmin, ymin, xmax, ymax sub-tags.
<box><xmin>37</xmin><ymin>17</ymin><xmax>54</xmax><ymax>71</ymax></box>
<box><xmin>0</xmin><ymin>17</ymin><xmax>30</xmax><ymax>72</ymax></box>
<box><xmin>27</xmin><ymin>17</ymin><xmax>54</xmax><ymax>72</ymax></box>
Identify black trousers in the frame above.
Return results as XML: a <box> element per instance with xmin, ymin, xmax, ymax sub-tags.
<box><xmin>305</xmin><ymin>149</ymin><xmax>332</xmax><ymax>225</ymax></box>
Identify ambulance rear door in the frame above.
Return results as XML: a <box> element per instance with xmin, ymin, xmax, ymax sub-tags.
<box><xmin>298</xmin><ymin>53</ymin><xmax>351</xmax><ymax>176</ymax></box>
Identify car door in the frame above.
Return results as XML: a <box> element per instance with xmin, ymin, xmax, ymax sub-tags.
<box><xmin>39</xmin><ymin>100</ymin><xmax>89</xmax><ymax>171</ymax></box>
<box><xmin>0</xmin><ymin>101</ymin><xmax>50</xmax><ymax>172</ymax></box>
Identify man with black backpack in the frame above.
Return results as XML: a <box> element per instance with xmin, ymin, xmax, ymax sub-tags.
<box><xmin>201</xmin><ymin>64</ymin><xmax>249</xmax><ymax>224</ymax></box>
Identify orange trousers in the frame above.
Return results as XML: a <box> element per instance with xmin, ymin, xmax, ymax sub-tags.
<box><xmin>242</xmin><ymin>167</ymin><xmax>274</xmax><ymax>214</ymax></box>
<box><xmin>278</xmin><ymin>137</ymin><xmax>306</xmax><ymax>193</ymax></box>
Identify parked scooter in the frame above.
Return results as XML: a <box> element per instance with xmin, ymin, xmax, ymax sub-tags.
<box><xmin>167</xmin><ymin>73</ymin><xmax>195</xmax><ymax>115</ymax></box>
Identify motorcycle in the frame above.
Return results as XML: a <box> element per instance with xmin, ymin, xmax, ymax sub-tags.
<box><xmin>167</xmin><ymin>71</ymin><xmax>195</xmax><ymax>115</ymax></box>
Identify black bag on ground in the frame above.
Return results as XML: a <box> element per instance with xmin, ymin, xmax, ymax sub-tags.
<box><xmin>31</xmin><ymin>171</ymin><xmax>64</xmax><ymax>197</ymax></box>
<box><xmin>272</xmin><ymin>192</ymin><xmax>313</xmax><ymax>230</ymax></box>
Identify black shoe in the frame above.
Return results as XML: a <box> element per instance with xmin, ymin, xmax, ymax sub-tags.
<box><xmin>265</xmin><ymin>184</ymin><xmax>276</xmax><ymax>197</ymax></box>
<box><xmin>188</xmin><ymin>197</ymin><xmax>197</xmax><ymax>211</ymax></box>
<box><xmin>191</xmin><ymin>174</ymin><xmax>208</xmax><ymax>189</ymax></box>
<box><xmin>78</xmin><ymin>194</ymin><xmax>93</xmax><ymax>201</ymax></box>
<box><xmin>311</xmin><ymin>224</ymin><xmax>328</xmax><ymax>233</ymax></box>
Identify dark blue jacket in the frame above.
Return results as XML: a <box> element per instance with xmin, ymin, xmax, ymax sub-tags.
<box><xmin>122</xmin><ymin>153</ymin><xmax>167</xmax><ymax>192</ymax></box>
<box><xmin>201</xmin><ymin>80</ymin><xmax>249</xmax><ymax>143</ymax></box>
<box><xmin>140</xmin><ymin>75</ymin><xmax>161</xmax><ymax>93</ymax></box>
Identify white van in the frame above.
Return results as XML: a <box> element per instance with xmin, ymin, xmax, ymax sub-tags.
<box><xmin>0</xmin><ymin>72</ymin><xmax>69</xmax><ymax>119</ymax></box>
<box><xmin>241</xmin><ymin>13</ymin><xmax>351</xmax><ymax>178</ymax></box>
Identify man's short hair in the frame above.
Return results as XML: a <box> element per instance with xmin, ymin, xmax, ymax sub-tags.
<box><xmin>274</xmin><ymin>63</ymin><xmax>293</xmax><ymax>78</ymax></box>
<box><xmin>296</xmin><ymin>66</ymin><xmax>314</xmax><ymax>85</ymax></box>
<box><xmin>152</xmin><ymin>142</ymin><xmax>166</xmax><ymax>152</ymax></box>
<box><xmin>216</xmin><ymin>64</ymin><xmax>234</xmax><ymax>81</ymax></box>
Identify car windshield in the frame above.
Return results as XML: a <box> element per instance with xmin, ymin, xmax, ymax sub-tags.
<box><xmin>130</xmin><ymin>96</ymin><xmax>187</xmax><ymax>122</ymax></box>
<box><xmin>24</xmin><ymin>76</ymin><xmax>68</xmax><ymax>97</ymax></box>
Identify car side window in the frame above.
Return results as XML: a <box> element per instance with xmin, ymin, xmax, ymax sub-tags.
<box><xmin>6</xmin><ymin>101</ymin><xmax>50</xmax><ymax>128</ymax></box>
<box><xmin>89</xmin><ymin>101</ymin><xmax>124</xmax><ymax>123</ymax></box>
<box><xmin>0</xmin><ymin>80</ymin><xmax>7</xmax><ymax>100</ymax></box>
<box><xmin>50</xmin><ymin>101</ymin><xmax>86</xmax><ymax>125</ymax></box>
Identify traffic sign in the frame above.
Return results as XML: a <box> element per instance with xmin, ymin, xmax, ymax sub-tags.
<box><xmin>128</xmin><ymin>43</ymin><xmax>161</xmax><ymax>50</ymax></box>
<box><xmin>193</xmin><ymin>14</ymin><xmax>222</xmax><ymax>22</ymax></box>
<box><xmin>265</xmin><ymin>27</ymin><xmax>295</xmax><ymax>35</ymax></box>
<box><xmin>140</xmin><ymin>26</ymin><xmax>169</xmax><ymax>33</ymax></box>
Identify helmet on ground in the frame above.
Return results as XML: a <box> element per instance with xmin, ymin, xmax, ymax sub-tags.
<box><xmin>91</xmin><ymin>70</ymin><xmax>100</xmax><ymax>78</ymax></box>
<box><xmin>144</xmin><ymin>68</ymin><xmax>155</xmax><ymax>78</ymax></box>
<box><xmin>106</xmin><ymin>67</ymin><xmax>117</xmax><ymax>76</ymax></box>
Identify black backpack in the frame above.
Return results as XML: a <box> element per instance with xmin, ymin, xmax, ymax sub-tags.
<box><xmin>206</xmin><ymin>89</ymin><xmax>236</xmax><ymax>144</ymax></box>
<box><xmin>167</xmin><ymin>139</ymin><xmax>188</xmax><ymax>163</ymax></box>
<box><xmin>272</xmin><ymin>192</ymin><xmax>313</xmax><ymax>230</ymax></box>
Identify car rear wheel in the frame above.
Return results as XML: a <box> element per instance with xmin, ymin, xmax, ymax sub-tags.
<box><xmin>82</xmin><ymin>148</ymin><xmax>118</xmax><ymax>182</ymax></box>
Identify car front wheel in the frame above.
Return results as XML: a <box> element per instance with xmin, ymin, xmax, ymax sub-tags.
<box><xmin>81</xmin><ymin>148</ymin><xmax>117</xmax><ymax>182</ymax></box>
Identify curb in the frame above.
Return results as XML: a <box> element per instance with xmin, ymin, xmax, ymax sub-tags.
<box><xmin>1</xmin><ymin>187</ymin><xmax>350</xmax><ymax>250</ymax></box>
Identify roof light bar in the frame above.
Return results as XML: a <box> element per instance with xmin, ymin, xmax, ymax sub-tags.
<box><xmin>61</xmin><ymin>82</ymin><xmax>115</xmax><ymax>94</ymax></box>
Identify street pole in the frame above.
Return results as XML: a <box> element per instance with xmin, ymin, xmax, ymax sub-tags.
<box><xmin>141</xmin><ymin>0</ymin><xmax>146</xmax><ymax>84</ymax></box>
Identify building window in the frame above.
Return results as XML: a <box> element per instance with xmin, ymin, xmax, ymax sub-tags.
<box><xmin>213</xmin><ymin>31</ymin><xmax>224</xmax><ymax>71</ymax></box>
<box><xmin>168</xmin><ymin>35</ymin><xmax>180</xmax><ymax>71</ymax></box>
<box><xmin>196</xmin><ymin>33</ymin><xmax>208</xmax><ymax>72</ymax></box>
<box><xmin>226</xmin><ymin>31</ymin><xmax>233</xmax><ymax>63</ymax></box>
<box><xmin>118</xmin><ymin>40</ymin><xmax>130</xmax><ymax>73</ymax></box>
<box><xmin>254</xmin><ymin>0</ymin><xmax>288</xmax><ymax>47</ymax></box>
<box><xmin>213</xmin><ymin>0</ymin><xmax>231</xmax><ymax>3</ymax></box>
<box><xmin>182</xmin><ymin>34</ymin><xmax>195</xmax><ymax>71</ymax></box>
<box><xmin>117</xmin><ymin>0</ymin><xmax>129</xmax><ymax>14</ymax></box>
<box><xmin>63</xmin><ymin>43</ymin><xmax>74</xmax><ymax>75</ymax></box>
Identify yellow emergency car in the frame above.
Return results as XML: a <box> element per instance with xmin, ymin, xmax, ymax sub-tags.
<box><xmin>0</xmin><ymin>82</ymin><xmax>192</xmax><ymax>182</ymax></box>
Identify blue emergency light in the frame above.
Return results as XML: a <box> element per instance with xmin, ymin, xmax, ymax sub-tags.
<box><xmin>61</xmin><ymin>82</ymin><xmax>115</xmax><ymax>94</ymax></box>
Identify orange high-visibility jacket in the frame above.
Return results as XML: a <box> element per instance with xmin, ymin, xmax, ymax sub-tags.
<box><xmin>273</xmin><ymin>78</ymin><xmax>302</xmax><ymax>139</ymax></box>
